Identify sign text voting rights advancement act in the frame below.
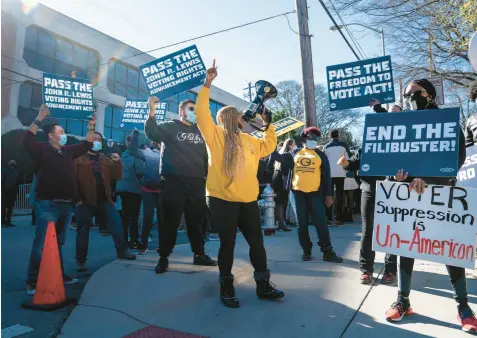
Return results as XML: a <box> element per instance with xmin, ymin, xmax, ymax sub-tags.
<box><xmin>42</xmin><ymin>73</ymin><xmax>94</xmax><ymax>119</ymax></box>
<box><xmin>326</xmin><ymin>56</ymin><xmax>395</xmax><ymax>111</ymax></box>
<box><xmin>140</xmin><ymin>45</ymin><xmax>206</xmax><ymax>100</ymax></box>
<box><xmin>372</xmin><ymin>181</ymin><xmax>477</xmax><ymax>269</ymax></box>
<box><xmin>359</xmin><ymin>108</ymin><xmax>461</xmax><ymax>177</ymax></box>
<box><xmin>120</xmin><ymin>99</ymin><xmax>168</xmax><ymax>130</ymax></box>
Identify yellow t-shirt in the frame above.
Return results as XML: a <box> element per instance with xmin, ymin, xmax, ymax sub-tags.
<box><xmin>292</xmin><ymin>148</ymin><xmax>322</xmax><ymax>193</ymax></box>
<box><xmin>195</xmin><ymin>86</ymin><xmax>277</xmax><ymax>203</ymax></box>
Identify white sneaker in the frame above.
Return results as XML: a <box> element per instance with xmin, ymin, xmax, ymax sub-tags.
<box><xmin>208</xmin><ymin>233</ymin><xmax>220</xmax><ymax>241</ymax></box>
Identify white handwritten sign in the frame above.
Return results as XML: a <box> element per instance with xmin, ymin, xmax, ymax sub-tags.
<box><xmin>372</xmin><ymin>181</ymin><xmax>477</xmax><ymax>269</ymax></box>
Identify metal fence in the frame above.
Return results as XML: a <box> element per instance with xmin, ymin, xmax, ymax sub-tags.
<box><xmin>13</xmin><ymin>183</ymin><xmax>32</xmax><ymax>216</ymax></box>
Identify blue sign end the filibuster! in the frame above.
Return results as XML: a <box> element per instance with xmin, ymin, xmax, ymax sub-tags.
<box><xmin>139</xmin><ymin>45</ymin><xmax>206</xmax><ymax>101</ymax></box>
<box><xmin>326</xmin><ymin>55</ymin><xmax>395</xmax><ymax>111</ymax></box>
<box><xmin>120</xmin><ymin>99</ymin><xmax>168</xmax><ymax>130</ymax></box>
<box><xmin>42</xmin><ymin>73</ymin><xmax>94</xmax><ymax>119</ymax></box>
<box><xmin>359</xmin><ymin>107</ymin><xmax>461</xmax><ymax>177</ymax></box>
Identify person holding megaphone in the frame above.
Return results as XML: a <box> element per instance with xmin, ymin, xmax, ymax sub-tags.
<box><xmin>195</xmin><ymin>59</ymin><xmax>285</xmax><ymax>308</ymax></box>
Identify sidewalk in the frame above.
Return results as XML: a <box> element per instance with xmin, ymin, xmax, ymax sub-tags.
<box><xmin>59</xmin><ymin>223</ymin><xmax>476</xmax><ymax>338</ymax></box>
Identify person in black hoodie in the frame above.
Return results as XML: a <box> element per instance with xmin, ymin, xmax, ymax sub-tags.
<box><xmin>145</xmin><ymin>96</ymin><xmax>216</xmax><ymax>274</ymax></box>
<box><xmin>338</xmin><ymin>107</ymin><xmax>397</xmax><ymax>285</ymax></box>
<box><xmin>382</xmin><ymin>79</ymin><xmax>476</xmax><ymax>334</ymax></box>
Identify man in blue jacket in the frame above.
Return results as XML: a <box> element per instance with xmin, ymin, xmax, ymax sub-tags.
<box><xmin>130</xmin><ymin>130</ymin><xmax>162</xmax><ymax>254</ymax></box>
<box><xmin>117</xmin><ymin>135</ymin><xmax>146</xmax><ymax>248</ymax></box>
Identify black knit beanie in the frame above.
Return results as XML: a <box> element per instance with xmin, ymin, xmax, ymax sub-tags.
<box><xmin>413</xmin><ymin>79</ymin><xmax>436</xmax><ymax>100</ymax></box>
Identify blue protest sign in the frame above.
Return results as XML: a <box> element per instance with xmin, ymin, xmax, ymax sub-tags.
<box><xmin>139</xmin><ymin>45</ymin><xmax>206</xmax><ymax>100</ymax></box>
<box><xmin>456</xmin><ymin>145</ymin><xmax>477</xmax><ymax>188</ymax></box>
<box><xmin>359</xmin><ymin>107</ymin><xmax>460</xmax><ymax>177</ymax></box>
<box><xmin>42</xmin><ymin>73</ymin><xmax>94</xmax><ymax>119</ymax></box>
<box><xmin>326</xmin><ymin>56</ymin><xmax>395</xmax><ymax>111</ymax></box>
<box><xmin>119</xmin><ymin>99</ymin><xmax>168</xmax><ymax>129</ymax></box>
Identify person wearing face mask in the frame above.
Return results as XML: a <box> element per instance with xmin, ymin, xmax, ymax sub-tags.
<box><xmin>195</xmin><ymin>59</ymin><xmax>284</xmax><ymax>308</ymax></box>
<box><xmin>384</xmin><ymin>80</ymin><xmax>476</xmax><ymax>334</ymax></box>
<box><xmin>268</xmin><ymin>138</ymin><xmax>295</xmax><ymax>232</ymax></box>
<box><xmin>335</xmin><ymin>98</ymin><xmax>398</xmax><ymax>286</ymax></box>
<box><xmin>22</xmin><ymin>105</ymin><xmax>96</xmax><ymax>295</ymax></box>
<box><xmin>129</xmin><ymin>131</ymin><xmax>162</xmax><ymax>252</ymax></box>
<box><xmin>271</xmin><ymin>127</ymin><xmax>343</xmax><ymax>263</ymax></box>
<box><xmin>74</xmin><ymin>132</ymin><xmax>136</xmax><ymax>272</ymax></box>
<box><xmin>145</xmin><ymin>95</ymin><xmax>216</xmax><ymax>274</ymax></box>
<box><xmin>2</xmin><ymin>160</ymin><xmax>20</xmax><ymax>228</ymax></box>
<box><xmin>117</xmin><ymin>135</ymin><xmax>146</xmax><ymax>248</ymax></box>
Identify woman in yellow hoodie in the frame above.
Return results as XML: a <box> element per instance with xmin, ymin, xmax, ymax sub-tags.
<box><xmin>196</xmin><ymin>60</ymin><xmax>285</xmax><ymax>308</ymax></box>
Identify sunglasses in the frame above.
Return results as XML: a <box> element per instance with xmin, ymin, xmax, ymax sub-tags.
<box><xmin>404</xmin><ymin>89</ymin><xmax>426</xmax><ymax>99</ymax></box>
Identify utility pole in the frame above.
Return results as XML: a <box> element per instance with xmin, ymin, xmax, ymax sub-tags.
<box><xmin>296</xmin><ymin>0</ymin><xmax>316</xmax><ymax>127</ymax></box>
<box><xmin>242</xmin><ymin>82</ymin><xmax>253</xmax><ymax>102</ymax></box>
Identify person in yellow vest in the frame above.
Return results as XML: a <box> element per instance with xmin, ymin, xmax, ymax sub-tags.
<box><xmin>271</xmin><ymin>127</ymin><xmax>343</xmax><ymax>263</ymax></box>
<box><xmin>195</xmin><ymin>59</ymin><xmax>285</xmax><ymax>308</ymax></box>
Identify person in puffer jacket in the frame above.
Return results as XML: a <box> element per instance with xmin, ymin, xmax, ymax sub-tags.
<box><xmin>383</xmin><ymin>79</ymin><xmax>476</xmax><ymax>335</ymax></box>
<box><xmin>465</xmin><ymin>81</ymin><xmax>477</xmax><ymax>147</ymax></box>
<box><xmin>130</xmin><ymin>130</ymin><xmax>162</xmax><ymax>254</ymax></box>
<box><xmin>117</xmin><ymin>135</ymin><xmax>146</xmax><ymax>248</ymax></box>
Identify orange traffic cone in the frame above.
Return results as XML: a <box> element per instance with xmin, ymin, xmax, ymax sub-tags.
<box><xmin>22</xmin><ymin>222</ymin><xmax>77</xmax><ymax>311</ymax></box>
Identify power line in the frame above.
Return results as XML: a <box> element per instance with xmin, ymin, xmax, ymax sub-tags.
<box><xmin>328</xmin><ymin>1</ymin><xmax>367</xmax><ymax>59</ymax></box>
<box><xmin>317</xmin><ymin>0</ymin><xmax>360</xmax><ymax>60</ymax></box>
<box><xmin>100</xmin><ymin>10</ymin><xmax>298</xmax><ymax>65</ymax></box>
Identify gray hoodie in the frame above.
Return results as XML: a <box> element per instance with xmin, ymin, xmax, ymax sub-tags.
<box><xmin>145</xmin><ymin>118</ymin><xmax>207</xmax><ymax>179</ymax></box>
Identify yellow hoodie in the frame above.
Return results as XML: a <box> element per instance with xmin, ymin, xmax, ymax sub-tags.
<box><xmin>196</xmin><ymin>86</ymin><xmax>277</xmax><ymax>203</ymax></box>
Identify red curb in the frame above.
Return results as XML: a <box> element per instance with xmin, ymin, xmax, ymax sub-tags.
<box><xmin>123</xmin><ymin>325</ymin><xmax>208</xmax><ymax>338</ymax></box>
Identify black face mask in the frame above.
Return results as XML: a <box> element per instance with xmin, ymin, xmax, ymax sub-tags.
<box><xmin>408</xmin><ymin>91</ymin><xmax>429</xmax><ymax>110</ymax></box>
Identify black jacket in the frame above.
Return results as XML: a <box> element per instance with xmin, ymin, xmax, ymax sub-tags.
<box><xmin>1</xmin><ymin>167</ymin><xmax>19</xmax><ymax>193</ymax></box>
<box><xmin>269</xmin><ymin>148</ymin><xmax>332</xmax><ymax>197</ymax></box>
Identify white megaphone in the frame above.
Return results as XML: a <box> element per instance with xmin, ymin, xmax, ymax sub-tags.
<box><xmin>470</xmin><ymin>32</ymin><xmax>477</xmax><ymax>71</ymax></box>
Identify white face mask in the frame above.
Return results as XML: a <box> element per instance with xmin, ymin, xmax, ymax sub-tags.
<box><xmin>187</xmin><ymin>111</ymin><xmax>197</xmax><ymax>124</ymax></box>
<box><xmin>305</xmin><ymin>140</ymin><xmax>318</xmax><ymax>149</ymax></box>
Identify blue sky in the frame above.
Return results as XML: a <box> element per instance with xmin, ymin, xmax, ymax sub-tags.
<box><xmin>34</xmin><ymin>0</ymin><xmax>384</xmax><ymax>99</ymax></box>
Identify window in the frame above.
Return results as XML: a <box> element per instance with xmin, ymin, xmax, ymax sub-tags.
<box><xmin>17</xmin><ymin>82</ymin><xmax>42</xmax><ymax>126</ymax></box>
<box><xmin>103</xmin><ymin>105</ymin><xmax>141</xmax><ymax>143</ymax></box>
<box><xmin>17</xmin><ymin>82</ymin><xmax>88</xmax><ymax>135</ymax></box>
<box><xmin>23</xmin><ymin>25</ymin><xmax>99</xmax><ymax>83</ymax></box>
<box><xmin>107</xmin><ymin>60</ymin><xmax>149</xmax><ymax>99</ymax></box>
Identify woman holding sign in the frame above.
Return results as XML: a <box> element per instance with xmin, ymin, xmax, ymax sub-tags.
<box><xmin>384</xmin><ymin>79</ymin><xmax>476</xmax><ymax>334</ymax></box>
<box><xmin>195</xmin><ymin>60</ymin><xmax>284</xmax><ymax>308</ymax></box>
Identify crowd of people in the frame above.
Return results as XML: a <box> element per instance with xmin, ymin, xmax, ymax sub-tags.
<box><xmin>3</xmin><ymin>60</ymin><xmax>477</xmax><ymax>333</ymax></box>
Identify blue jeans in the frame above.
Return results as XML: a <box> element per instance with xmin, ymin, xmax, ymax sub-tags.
<box><xmin>27</xmin><ymin>200</ymin><xmax>73</xmax><ymax>284</ymax></box>
<box><xmin>141</xmin><ymin>191</ymin><xmax>161</xmax><ymax>247</ymax></box>
<box><xmin>75</xmin><ymin>201</ymin><xmax>126</xmax><ymax>263</ymax></box>
<box><xmin>290</xmin><ymin>190</ymin><xmax>332</xmax><ymax>253</ymax></box>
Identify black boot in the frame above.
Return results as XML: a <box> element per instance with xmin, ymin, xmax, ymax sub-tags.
<box><xmin>254</xmin><ymin>270</ymin><xmax>285</xmax><ymax>300</ymax></box>
<box><xmin>155</xmin><ymin>257</ymin><xmax>169</xmax><ymax>274</ymax></box>
<box><xmin>117</xmin><ymin>248</ymin><xmax>136</xmax><ymax>260</ymax></box>
<box><xmin>302</xmin><ymin>249</ymin><xmax>312</xmax><ymax>261</ymax></box>
<box><xmin>219</xmin><ymin>275</ymin><xmax>240</xmax><ymax>308</ymax></box>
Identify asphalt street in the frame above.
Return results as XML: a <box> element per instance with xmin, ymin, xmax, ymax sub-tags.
<box><xmin>1</xmin><ymin>215</ymin><xmax>187</xmax><ymax>338</ymax></box>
